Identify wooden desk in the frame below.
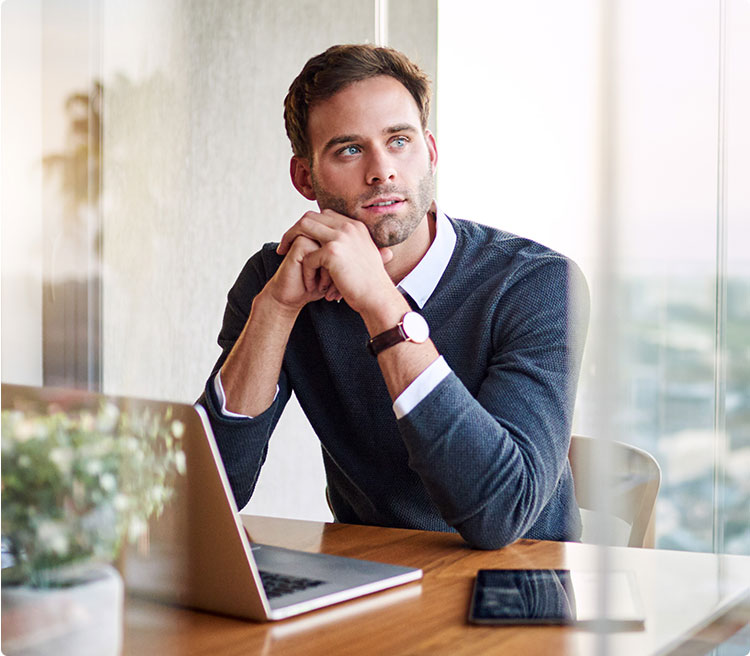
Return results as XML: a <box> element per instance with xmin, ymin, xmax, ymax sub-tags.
<box><xmin>123</xmin><ymin>516</ymin><xmax>750</xmax><ymax>656</ymax></box>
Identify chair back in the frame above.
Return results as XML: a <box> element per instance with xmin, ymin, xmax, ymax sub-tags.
<box><xmin>569</xmin><ymin>434</ymin><xmax>661</xmax><ymax>548</ymax></box>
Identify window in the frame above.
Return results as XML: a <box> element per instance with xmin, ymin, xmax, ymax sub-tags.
<box><xmin>437</xmin><ymin>0</ymin><xmax>750</xmax><ymax>553</ymax></box>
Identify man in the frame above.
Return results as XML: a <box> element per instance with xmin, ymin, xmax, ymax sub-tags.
<box><xmin>200</xmin><ymin>44</ymin><xmax>588</xmax><ymax>549</ymax></box>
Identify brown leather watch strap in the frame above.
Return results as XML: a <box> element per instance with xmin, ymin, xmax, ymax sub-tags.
<box><xmin>367</xmin><ymin>324</ymin><xmax>407</xmax><ymax>356</ymax></box>
<box><xmin>366</xmin><ymin>311</ymin><xmax>429</xmax><ymax>357</ymax></box>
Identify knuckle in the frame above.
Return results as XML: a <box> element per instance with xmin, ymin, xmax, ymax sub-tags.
<box><xmin>286</xmin><ymin>237</ymin><xmax>305</xmax><ymax>255</ymax></box>
<box><xmin>292</xmin><ymin>235</ymin><xmax>315</xmax><ymax>252</ymax></box>
<box><xmin>341</xmin><ymin>221</ymin><xmax>358</xmax><ymax>235</ymax></box>
<box><xmin>326</xmin><ymin>241</ymin><xmax>344</xmax><ymax>258</ymax></box>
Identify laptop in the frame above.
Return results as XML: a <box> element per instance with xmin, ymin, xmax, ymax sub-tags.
<box><xmin>1</xmin><ymin>385</ymin><xmax>423</xmax><ymax>621</ymax></box>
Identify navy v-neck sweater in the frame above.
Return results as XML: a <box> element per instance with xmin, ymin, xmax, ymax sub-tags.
<box><xmin>201</xmin><ymin>216</ymin><xmax>589</xmax><ymax>549</ymax></box>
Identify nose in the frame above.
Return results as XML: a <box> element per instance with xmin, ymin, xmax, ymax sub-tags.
<box><xmin>365</xmin><ymin>148</ymin><xmax>396</xmax><ymax>185</ymax></box>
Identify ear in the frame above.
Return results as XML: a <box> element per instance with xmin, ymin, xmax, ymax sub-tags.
<box><xmin>424</xmin><ymin>130</ymin><xmax>437</xmax><ymax>173</ymax></box>
<box><xmin>424</xmin><ymin>129</ymin><xmax>438</xmax><ymax>173</ymax></box>
<box><xmin>290</xmin><ymin>156</ymin><xmax>316</xmax><ymax>201</ymax></box>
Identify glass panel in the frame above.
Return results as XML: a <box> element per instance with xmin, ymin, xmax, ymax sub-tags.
<box><xmin>2</xmin><ymin>0</ymin><xmax>747</xmax><ymax>558</ymax></box>
<box><xmin>1</xmin><ymin>0</ymin><xmax>102</xmax><ymax>390</ymax></box>
<box><xmin>614</xmin><ymin>0</ymin><xmax>719</xmax><ymax>553</ymax></box>
<box><xmin>2</xmin><ymin>0</ymin><xmax>46</xmax><ymax>387</ymax></box>
<box><xmin>437</xmin><ymin>0</ymin><xmax>750</xmax><ymax>554</ymax></box>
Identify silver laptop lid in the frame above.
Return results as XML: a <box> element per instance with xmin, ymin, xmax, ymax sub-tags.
<box><xmin>124</xmin><ymin>401</ymin><xmax>273</xmax><ymax>619</ymax></box>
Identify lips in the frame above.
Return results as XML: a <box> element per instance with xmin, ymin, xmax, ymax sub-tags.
<box><xmin>363</xmin><ymin>196</ymin><xmax>405</xmax><ymax>210</ymax></box>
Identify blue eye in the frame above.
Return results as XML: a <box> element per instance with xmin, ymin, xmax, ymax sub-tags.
<box><xmin>391</xmin><ymin>136</ymin><xmax>409</xmax><ymax>149</ymax></box>
<box><xmin>340</xmin><ymin>145</ymin><xmax>360</xmax><ymax>156</ymax></box>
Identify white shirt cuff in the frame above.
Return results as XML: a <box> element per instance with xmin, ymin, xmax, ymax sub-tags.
<box><xmin>393</xmin><ymin>356</ymin><xmax>452</xmax><ymax>420</ymax></box>
<box><xmin>213</xmin><ymin>370</ymin><xmax>279</xmax><ymax>419</ymax></box>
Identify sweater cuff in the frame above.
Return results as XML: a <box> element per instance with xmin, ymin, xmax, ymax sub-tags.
<box><xmin>213</xmin><ymin>370</ymin><xmax>279</xmax><ymax>419</ymax></box>
<box><xmin>393</xmin><ymin>356</ymin><xmax>452</xmax><ymax>420</ymax></box>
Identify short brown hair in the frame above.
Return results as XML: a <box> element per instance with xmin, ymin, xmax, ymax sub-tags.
<box><xmin>284</xmin><ymin>44</ymin><xmax>432</xmax><ymax>160</ymax></box>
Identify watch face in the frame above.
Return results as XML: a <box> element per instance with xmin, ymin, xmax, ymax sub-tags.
<box><xmin>402</xmin><ymin>312</ymin><xmax>430</xmax><ymax>343</ymax></box>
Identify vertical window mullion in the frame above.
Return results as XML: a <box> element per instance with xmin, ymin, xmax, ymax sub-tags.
<box><xmin>712</xmin><ymin>0</ymin><xmax>729</xmax><ymax>555</ymax></box>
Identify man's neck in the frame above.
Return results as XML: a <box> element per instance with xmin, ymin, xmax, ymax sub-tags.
<box><xmin>384</xmin><ymin>211</ymin><xmax>437</xmax><ymax>284</ymax></box>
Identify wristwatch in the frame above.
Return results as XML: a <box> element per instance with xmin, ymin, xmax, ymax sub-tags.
<box><xmin>367</xmin><ymin>311</ymin><xmax>430</xmax><ymax>356</ymax></box>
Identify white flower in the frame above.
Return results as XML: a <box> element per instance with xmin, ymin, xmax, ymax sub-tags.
<box><xmin>37</xmin><ymin>521</ymin><xmax>69</xmax><ymax>556</ymax></box>
<box><xmin>49</xmin><ymin>447</ymin><xmax>74</xmax><ymax>476</ymax></box>
<box><xmin>86</xmin><ymin>460</ymin><xmax>103</xmax><ymax>476</ymax></box>
<box><xmin>175</xmin><ymin>450</ymin><xmax>187</xmax><ymax>475</ymax></box>
<box><xmin>99</xmin><ymin>472</ymin><xmax>117</xmax><ymax>493</ymax></box>
<box><xmin>150</xmin><ymin>485</ymin><xmax>166</xmax><ymax>505</ymax></box>
<box><xmin>170</xmin><ymin>420</ymin><xmax>185</xmax><ymax>438</ymax></box>
<box><xmin>123</xmin><ymin>436</ymin><xmax>139</xmax><ymax>453</ymax></box>
<box><xmin>97</xmin><ymin>403</ymin><xmax>120</xmax><ymax>432</ymax></box>
<box><xmin>33</xmin><ymin>420</ymin><xmax>52</xmax><ymax>440</ymax></box>
<box><xmin>127</xmin><ymin>517</ymin><xmax>148</xmax><ymax>541</ymax></box>
<box><xmin>13</xmin><ymin>417</ymin><xmax>39</xmax><ymax>442</ymax></box>
<box><xmin>114</xmin><ymin>494</ymin><xmax>130</xmax><ymax>511</ymax></box>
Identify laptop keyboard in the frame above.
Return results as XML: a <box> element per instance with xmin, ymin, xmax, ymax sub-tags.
<box><xmin>258</xmin><ymin>570</ymin><xmax>326</xmax><ymax>599</ymax></box>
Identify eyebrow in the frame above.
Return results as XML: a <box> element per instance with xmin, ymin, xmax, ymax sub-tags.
<box><xmin>323</xmin><ymin>134</ymin><xmax>361</xmax><ymax>153</ymax></box>
<box><xmin>385</xmin><ymin>123</ymin><xmax>418</xmax><ymax>135</ymax></box>
<box><xmin>322</xmin><ymin>123</ymin><xmax>420</xmax><ymax>153</ymax></box>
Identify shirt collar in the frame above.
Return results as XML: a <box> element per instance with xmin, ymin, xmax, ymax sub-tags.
<box><xmin>397</xmin><ymin>203</ymin><xmax>457</xmax><ymax>309</ymax></box>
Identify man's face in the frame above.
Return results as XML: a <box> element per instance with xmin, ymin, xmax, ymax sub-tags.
<box><xmin>298</xmin><ymin>75</ymin><xmax>437</xmax><ymax>248</ymax></box>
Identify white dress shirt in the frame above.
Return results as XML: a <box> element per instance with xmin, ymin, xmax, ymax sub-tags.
<box><xmin>215</xmin><ymin>205</ymin><xmax>457</xmax><ymax>420</ymax></box>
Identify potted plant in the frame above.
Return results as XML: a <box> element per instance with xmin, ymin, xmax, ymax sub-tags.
<box><xmin>1</xmin><ymin>399</ymin><xmax>186</xmax><ymax>656</ymax></box>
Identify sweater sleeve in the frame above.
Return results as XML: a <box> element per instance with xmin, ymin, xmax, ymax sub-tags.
<box><xmin>196</xmin><ymin>246</ymin><xmax>291</xmax><ymax>508</ymax></box>
<box><xmin>396</xmin><ymin>256</ymin><xmax>589</xmax><ymax>549</ymax></box>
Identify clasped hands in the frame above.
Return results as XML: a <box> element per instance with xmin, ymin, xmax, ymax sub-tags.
<box><xmin>270</xmin><ymin>209</ymin><xmax>395</xmax><ymax>315</ymax></box>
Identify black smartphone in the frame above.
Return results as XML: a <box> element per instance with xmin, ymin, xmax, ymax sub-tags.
<box><xmin>468</xmin><ymin>569</ymin><xmax>576</xmax><ymax>625</ymax></box>
<box><xmin>468</xmin><ymin>569</ymin><xmax>645</xmax><ymax>629</ymax></box>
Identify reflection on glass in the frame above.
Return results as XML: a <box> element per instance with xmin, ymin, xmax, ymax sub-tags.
<box><xmin>41</xmin><ymin>82</ymin><xmax>103</xmax><ymax>389</ymax></box>
<box><xmin>437</xmin><ymin>0</ymin><xmax>750</xmax><ymax>555</ymax></box>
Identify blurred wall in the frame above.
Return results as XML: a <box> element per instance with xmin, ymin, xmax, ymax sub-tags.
<box><xmin>99</xmin><ymin>0</ymin><xmax>438</xmax><ymax>520</ymax></box>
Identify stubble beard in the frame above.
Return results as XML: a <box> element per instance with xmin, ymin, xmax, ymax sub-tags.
<box><xmin>311</xmin><ymin>166</ymin><xmax>435</xmax><ymax>248</ymax></box>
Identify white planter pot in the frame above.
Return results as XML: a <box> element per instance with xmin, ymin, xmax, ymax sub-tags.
<box><xmin>1</xmin><ymin>564</ymin><xmax>123</xmax><ymax>656</ymax></box>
